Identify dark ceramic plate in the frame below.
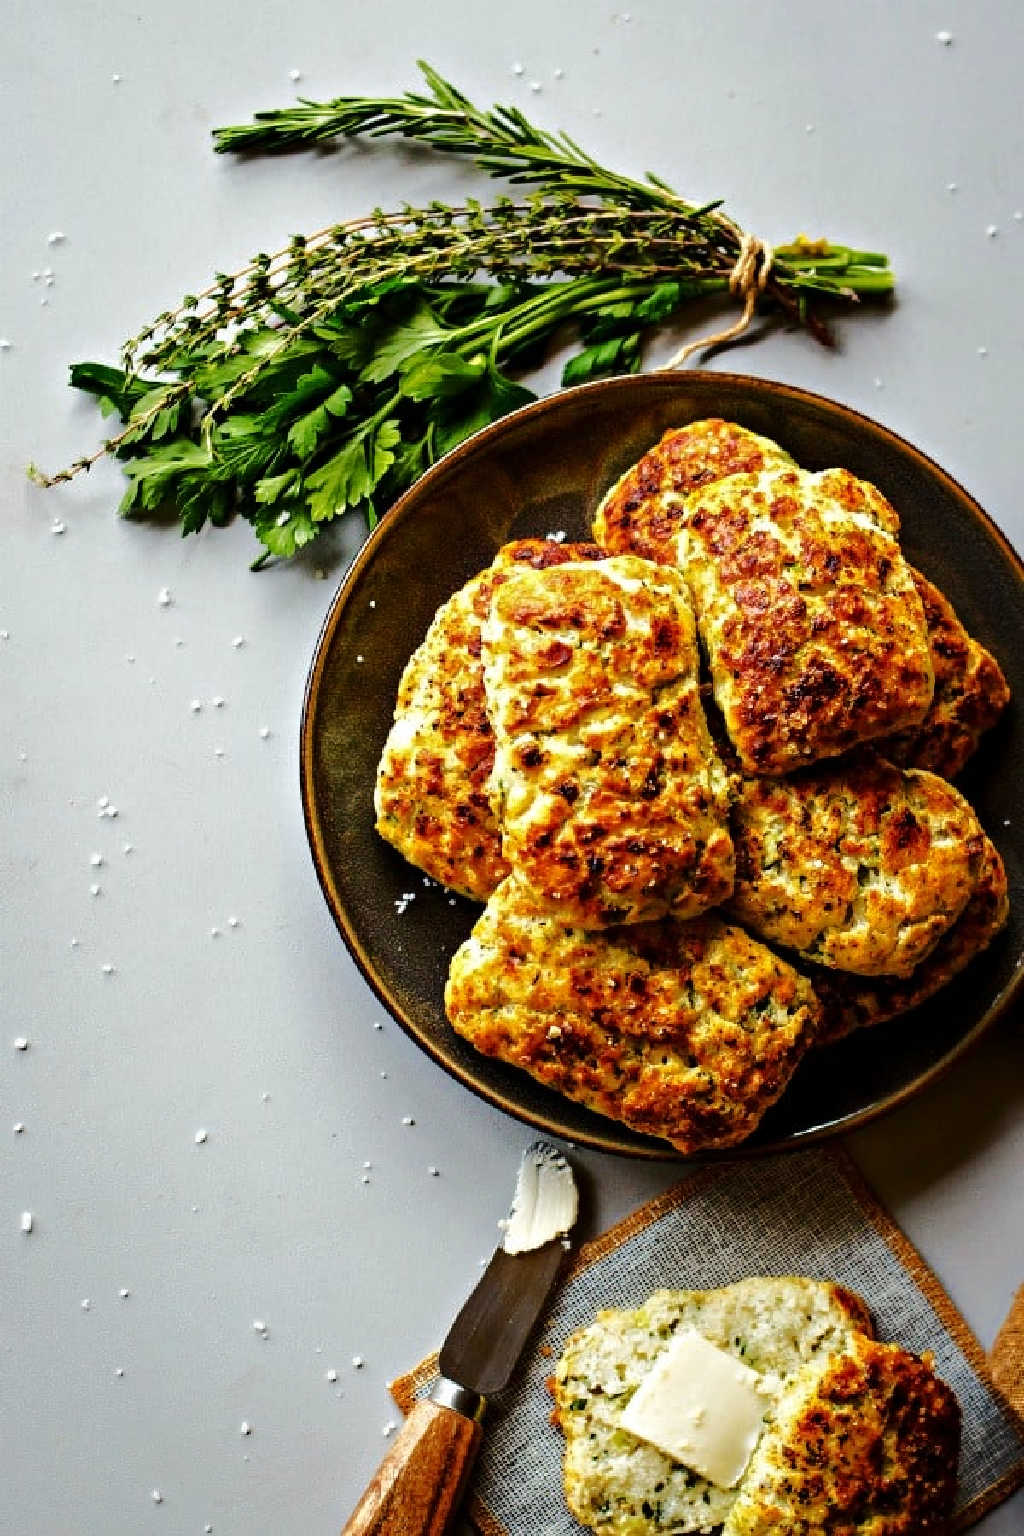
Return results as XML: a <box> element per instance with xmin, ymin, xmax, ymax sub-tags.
<box><xmin>301</xmin><ymin>373</ymin><xmax>1024</xmax><ymax>1159</ymax></box>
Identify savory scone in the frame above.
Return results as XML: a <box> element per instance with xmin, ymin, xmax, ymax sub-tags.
<box><xmin>482</xmin><ymin>554</ymin><xmax>735</xmax><ymax>926</ymax></box>
<box><xmin>678</xmin><ymin>466</ymin><xmax>935</xmax><ymax>775</ymax></box>
<box><xmin>593</xmin><ymin>418</ymin><xmax>795</xmax><ymax>565</ymax></box>
<box><xmin>552</xmin><ymin>1278</ymin><xmax>874</xmax><ymax>1536</ymax></box>
<box><xmin>723</xmin><ymin>1334</ymin><xmax>960</xmax><ymax>1536</ymax></box>
<box><xmin>882</xmin><ymin>568</ymin><xmax>1010</xmax><ymax>778</ymax></box>
<box><xmin>727</xmin><ymin>754</ymin><xmax>989</xmax><ymax>977</ymax></box>
<box><xmin>444</xmin><ymin>877</ymin><xmax>821</xmax><ymax>1153</ymax></box>
<box><xmin>810</xmin><ymin>832</ymin><xmax>1009</xmax><ymax>1042</ymax></box>
<box><xmin>374</xmin><ymin>538</ymin><xmax>605</xmax><ymax>900</ymax></box>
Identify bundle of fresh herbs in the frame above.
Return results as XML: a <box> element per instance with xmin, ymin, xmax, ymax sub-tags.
<box><xmin>33</xmin><ymin>64</ymin><xmax>893</xmax><ymax>568</ymax></box>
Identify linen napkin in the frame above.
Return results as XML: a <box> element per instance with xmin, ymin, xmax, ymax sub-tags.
<box><xmin>391</xmin><ymin>1145</ymin><xmax>1024</xmax><ymax>1535</ymax></box>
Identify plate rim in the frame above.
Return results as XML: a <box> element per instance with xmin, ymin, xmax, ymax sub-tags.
<box><xmin>300</xmin><ymin>369</ymin><xmax>1024</xmax><ymax>1161</ymax></box>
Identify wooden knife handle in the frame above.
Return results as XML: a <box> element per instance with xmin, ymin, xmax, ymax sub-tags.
<box><xmin>341</xmin><ymin>1398</ymin><xmax>484</xmax><ymax>1536</ymax></box>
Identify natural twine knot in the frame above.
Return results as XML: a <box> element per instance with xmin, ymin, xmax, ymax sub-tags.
<box><xmin>661</xmin><ymin>225</ymin><xmax>774</xmax><ymax>369</ymax></box>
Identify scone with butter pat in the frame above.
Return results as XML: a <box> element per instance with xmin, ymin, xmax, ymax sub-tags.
<box><xmin>552</xmin><ymin>1278</ymin><xmax>874</xmax><ymax>1536</ymax></box>
<box><xmin>727</xmin><ymin>754</ymin><xmax>989</xmax><ymax>978</ymax></box>
<box><xmin>882</xmin><ymin>568</ymin><xmax>1010</xmax><ymax>779</ymax></box>
<box><xmin>374</xmin><ymin>538</ymin><xmax>605</xmax><ymax>901</ymax></box>
<box><xmin>809</xmin><ymin>832</ymin><xmax>1009</xmax><ymax>1042</ymax></box>
<box><xmin>679</xmin><ymin>466</ymin><xmax>934</xmax><ymax>775</ymax></box>
<box><xmin>444</xmin><ymin>877</ymin><xmax>820</xmax><ymax>1154</ymax></box>
<box><xmin>482</xmin><ymin>554</ymin><xmax>735</xmax><ymax>926</ymax></box>
<box><xmin>723</xmin><ymin>1333</ymin><xmax>960</xmax><ymax>1536</ymax></box>
<box><xmin>593</xmin><ymin>418</ymin><xmax>795</xmax><ymax>565</ymax></box>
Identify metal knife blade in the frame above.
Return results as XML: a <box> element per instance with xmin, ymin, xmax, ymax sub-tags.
<box><xmin>437</xmin><ymin>1141</ymin><xmax>577</xmax><ymax>1400</ymax></box>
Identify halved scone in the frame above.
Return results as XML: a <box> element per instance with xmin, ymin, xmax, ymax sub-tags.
<box><xmin>552</xmin><ymin>1278</ymin><xmax>874</xmax><ymax>1536</ymax></box>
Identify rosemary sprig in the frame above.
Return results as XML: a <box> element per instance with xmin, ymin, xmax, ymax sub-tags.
<box><xmin>34</xmin><ymin>66</ymin><xmax>894</xmax><ymax>569</ymax></box>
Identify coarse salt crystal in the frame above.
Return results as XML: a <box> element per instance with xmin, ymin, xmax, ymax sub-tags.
<box><xmin>326</xmin><ymin>1368</ymin><xmax>338</xmax><ymax>1382</ymax></box>
<box><xmin>151</xmin><ymin>1489</ymin><xmax>162</xmax><ymax>1504</ymax></box>
<box><xmin>986</xmin><ymin>224</ymin><xmax>999</xmax><ymax>237</ymax></box>
<box><xmin>13</xmin><ymin>1122</ymin><xmax>25</xmax><ymax>1134</ymax></box>
<box><xmin>157</xmin><ymin>587</ymin><xmax>172</xmax><ymax>606</ymax></box>
<box><xmin>240</xmin><ymin>1420</ymin><xmax>252</xmax><ymax>1436</ymax></box>
<box><xmin>190</xmin><ymin>699</ymin><xmax>202</xmax><ymax>713</ymax></box>
<box><xmin>289</xmin><ymin>68</ymin><xmax>302</xmax><ymax>81</ymax></box>
<box><xmin>231</xmin><ymin>635</ymin><xmax>244</xmax><ymax>648</ymax></box>
<box><xmin>194</xmin><ymin>1128</ymin><xmax>208</xmax><ymax>1144</ymax></box>
<box><xmin>935</xmin><ymin>29</ymin><xmax>953</xmax><ymax>44</ymax></box>
<box><xmin>352</xmin><ymin>1355</ymin><xmax>364</xmax><ymax>1368</ymax></box>
<box><xmin>101</xmin><ymin>963</ymin><xmax>114</xmax><ymax>976</ymax></box>
<box><xmin>253</xmin><ymin>1318</ymin><xmax>268</xmax><ymax>1334</ymax></box>
<box><xmin>90</xmin><ymin>884</ymin><xmax>101</xmax><ymax>896</ymax></box>
<box><xmin>14</xmin><ymin>1037</ymin><xmax>29</xmax><ymax>1051</ymax></box>
<box><xmin>50</xmin><ymin>519</ymin><xmax>66</xmax><ymax>535</ymax></box>
<box><xmin>90</xmin><ymin>853</ymin><xmax>103</xmax><ymax>866</ymax></box>
<box><xmin>21</xmin><ymin>1211</ymin><xmax>33</xmax><ymax>1233</ymax></box>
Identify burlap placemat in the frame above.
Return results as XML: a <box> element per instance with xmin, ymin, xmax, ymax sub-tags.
<box><xmin>391</xmin><ymin>1145</ymin><xmax>1024</xmax><ymax>1535</ymax></box>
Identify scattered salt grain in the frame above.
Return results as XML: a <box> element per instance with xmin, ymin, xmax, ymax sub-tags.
<box><xmin>112</xmin><ymin>73</ymin><xmax>121</xmax><ymax>83</ymax></box>
<box><xmin>259</xmin><ymin>726</ymin><xmax>270</xmax><ymax>738</ymax></box>
<box><xmin>289</xmin><ymin>68</ymin><xmax>302</xmax><ymax>81</ymax></box>
<box><xmin>978</xmin><ymin>346</ymin><xmax>988</xmax><ymax>356</ymax></box>
<box><xmin>935</xmin><ymin>29</ymin><xmax>953</xmax><ymax>44</ymax></box>
<box><xmin>529</xmin><ymin>81</ymin><xmax>542</xmax><ymax>92</ymax></box>
<box><xmin>13</xmin><ymin>1037</ymin><xmax>29</xmax><ymax>1052</ymax></box>
<box><xmin>123</xmin><ymin>842</ymin><xmax>133</xmax><ymax>854</ymax></box>
<box><xmin>553</xmin><ymin>67</ymin><xmax>565</xmax><ymax>78</ymax></box>
<box><xmin>352</xmin><ymin>1355</ymin><xmax>364</xmax><ymax>1369</ymax></box>
<box><xmin>151</xmin><ymin>1489</ymin><xmax>162</xmax><ymax>1504</ymax></box>
<box><xmin>326</xmin><ymin>1368</ymin><xmax>338</xmax><ymax>1382</ymax></box>
<box><xmin>379</xmin><ymin>1071</ymin><xmax>388</xmax><ymax>1079</ymax></box>
<box><xmin>1014</xmin><ymin>211</ymin><xmax>1023</xmax><ymax>222</ymax></box>
<box><xmin>369</xmin><ymin>599</ymin><xmax>376</xmax><ymax>608</ymax></box>
<box><xmin>81</xmin><ymin>1298</ymin><xmax>91</xmax><ymax>1310</ymax></box>
<box><xmin>101</xmin><ymin>963</ymin><xmax>115</xmax><ymax>976</ymax></box>
<box><xmin>986</xmin><ymin>224</ymin><xmax>999</xmax><ymax>238</ymax></box>
<box><xmin>90</xmin><ymin>884</ymin><xmax>101</xmax><ymax>896</ymax></box>
<box><xmin>210</xmin><ymin>927</ymin><xmax>222</xmax><ymax>938</ymax></box>
<box><xmin>90</xmin><ymin>853</ymin><xmax>103</xmax><ymax>867</ymax></box>
<box><xmin>13</xmin><ymin>1123</ymin><xmax>25</xmax><ymax>1134</ymax></box>
<box><xmin>157</xmin><ymin>587</ymin><xmax>172</xmax><ymax>607</ymax></box>
<box><xmin>231</xmin><ymin>635</ymin><xmax>244</xmax><ymax>648</ymax></box>
<box><xmin>382</xmin><ymin>1421</ymin><xmax>396</xmax><ymax>1437</ymax></box>
<box><xmin>0</xmin><ymin>339</ymin><xmax>12</xmax><ymax>350</ymax></box>
<box><xmin>373</xmin><ymin>1021</ymin><xmax>383</xmax><ymax>1030</ymax></box>
<box><xmin>361</xmin><ymin>1174</ymin><xmax>370</xmax><ymax>1184</ymax></box>
<box><xmin>50</xmin><ymin>519</ymin><xmax>66</xmax><ymax>535</ymax></box>
<box><xmin>213</xmin><ymin>747</ymin><xmax>225</xmax><ymax>758</ymax></box>
<box><xmin>47</xmin><ymin>231</ymin><xmax>66</xmax><ymax>245</ymax></box>
<box><xmin>253</xmin><ymin>1319</ymin><xmax>268</xmax><ymax>1335</ymax></box>
<box><xmin>401</xmin><ymin>1116</ymin><xmax>415</xmax><ymax>1127</ymax></box>
<box><xmin>228</xmin><ymin>916</ymin><xmax>239</xmax><ymax>928</ymax></box>
<box><xmin>211</xmin><ymin>696</ymin><xmax>225</xmax><ymax>708</ymax></box>
<box><xmin>189</xmin><ymin>699</ymin><xmax>202</xmax><ymax>713</ymax></box>
<box><xmin>115</xmin><ymin>1367</ymin><xmax>125</xmax><ymax>1377</ymax></box>
<box><xmin>428</xmin><ymin>1166</ymin><xmax>439</xmax><ymax>1177</ymax></box>
<box><xmin>947</xmin><ymin>182</ymin><xmax>958</xmax><ymax>192</ymax></box>
<box><xmin>240</xmin><ymin>1421</ymin><xmax>252</xmax><ymax>1436</ymax></box>
<box><xmin>194</xmin><ymin>1128</ymin><xmax>208</xmax><ymax>1144</ymax></box>
<box><xmin>120</xmin><ymin>1288</ymin><xmax>130</xmax><ymax>1299</ymax></box>
<box><xmin>545</xmin><ymin>529</ymin><xmax>566</xmax><ymax>542</ymax></box>
<box><xmin>21</xmin><ymin>1211</ymin><xmax>33</xmax><ymax>1233</ymax></box>
<box><xmin>511</xmin><ymin>62</ymin><xmax>524</xmax><ymax>75</ymax></box>
<box><xmin>39</xmin><ymin>297</ymin><xmax>50</xmax><ymax>307</ymax></box>
<box><xmin>362</xmin><ymin>1160</ymin><xmax>372</xmax><ymax>1169</ymax></box>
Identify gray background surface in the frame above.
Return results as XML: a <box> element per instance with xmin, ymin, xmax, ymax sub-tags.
<box><xmin>2</xmin><ymin>2</ymin><xmax>1022</xmax><ymax>1532</ymax></box>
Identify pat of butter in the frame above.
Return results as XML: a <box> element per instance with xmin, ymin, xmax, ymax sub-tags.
<box><xmin>619</xmin><ymin>1329</ymin><xmax>771</xmax><ymax>1488</ymax></box>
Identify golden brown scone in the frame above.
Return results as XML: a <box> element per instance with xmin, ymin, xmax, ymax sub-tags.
<box><xmin>444</xmin><ymin>876</ymin><xmax>821</xmax><ymax>1153</ymax></box>
<box><xmin>482</xmin><ymin>554</ymin><xmax>735</xmax><ymax>926</ymax></box>
<box><xmin>882</xmin><ymin>568</ymin><xmax>1010</xmax><ymax>779</ymax></box>
<box><xmin>679</xmin><ymin>466</ymin><xmax>935</xmax><ymax>776</ymax></box>
<box><xmin>374</xmin><ymin>539</ymin><xmax>605</xmax><ymax>900</ymax></box>
<box><xmin>553</xmin><ymin>1279</ymin><xmax>875</xmax><ymax>1536</ymax></box>
<box><xmin>723</xmin><ymin>1334</ymin><xmax>961</xmax><ymax>1536</ymax></box>
<box><xmin>592</xmin><ymin>418</ymin><xmax>794</xmax><ymax>564</ymax></box>
<box><xmin>809</xmin><ymin>833</ymin><xmax>1009</xmax><ymax>1042</ymax></box>
<box><xmin>727</xmin><ymin>755</ymin><xmax>989</xmax><ymax>978</ymax></box>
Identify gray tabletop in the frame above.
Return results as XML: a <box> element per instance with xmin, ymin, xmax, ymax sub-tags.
<box><xmin>3</xmin><ymin>2</ymin><xmax>1023</xmax><ymax>1532</ymax></box>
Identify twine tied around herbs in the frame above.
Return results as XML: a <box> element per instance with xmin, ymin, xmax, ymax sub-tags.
<box><xmin>662</xmin><ymin>221</ymin><xmax>775</xmax><ymax>369</ymax></box>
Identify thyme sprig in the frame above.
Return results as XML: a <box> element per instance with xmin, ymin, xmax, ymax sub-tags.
<box><xmin>35</xmin><ymin>65</ymin><xmax>893</xmax><ymax>569</ymax></box>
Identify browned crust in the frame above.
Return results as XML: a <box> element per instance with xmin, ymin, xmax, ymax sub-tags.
<box><xmin>681</xmin><ymin>467</ymin><xmax>935</xmax><ymax>775</ymax></box>
<box><xmin>808</xmin><ymin>834</ymin><xmax>1009</xmax><ymax>1042</ymax></box>
<box><xmin>727</xmin><ymin>754</ymin><xmax>989</xmax><ymax>978</ymax></box>
<box><xmin>592</xmin><ymin>418</ymin><xmax>794</xmax><ymax>564</ymax></box>
<box><xmin>374</xmin><ymin>540</ymin><xmax>604</xmax><ymax>900</ymax></box>
<box><xmin>882</xmin><ymin>569</ymin><xmax>1010</xmax><ymax>779</ymax></box>
<box><xmin>483</xmin><ymin>556</ymin><xmax>735</xmax><ymax>926</ymax></box>
<box><xmin>445</xmin><ymin>881</ymin><xmax>821</xmax><ymax>1154</ymax></box>
<box><xmin>726</xmin><ymin>1335</ymin><xmax>961</xmax><ymax>1535</ymax></box>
